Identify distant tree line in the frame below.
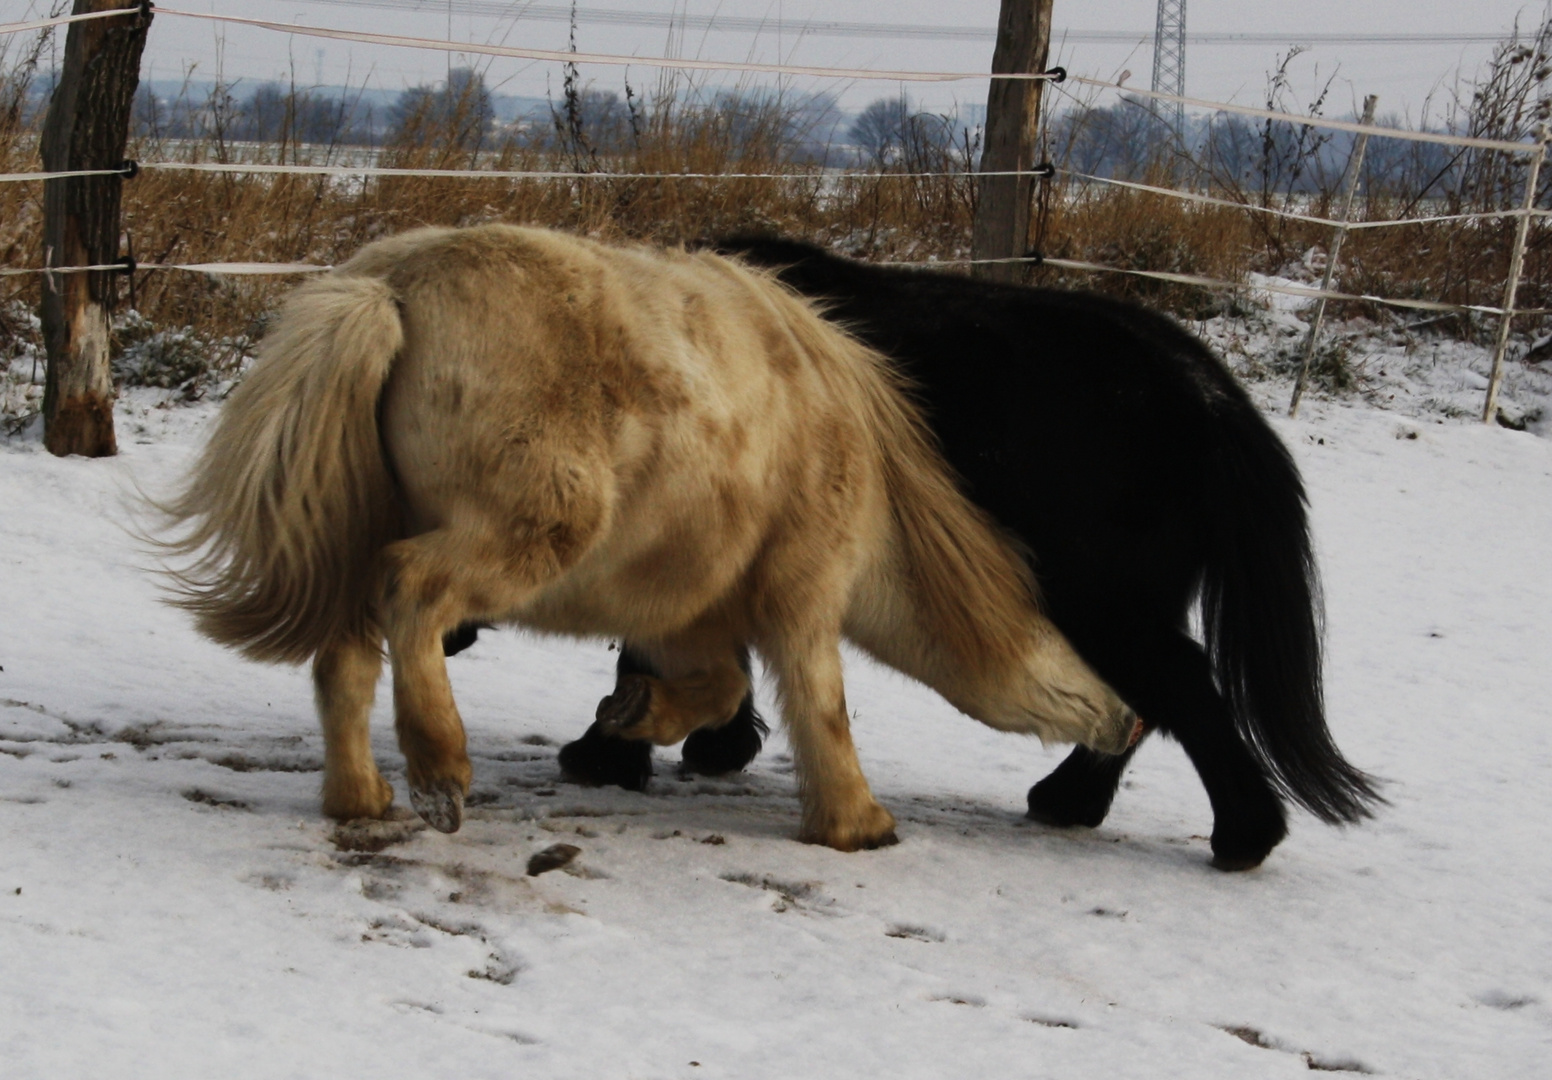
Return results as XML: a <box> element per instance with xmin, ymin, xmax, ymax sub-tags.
<box><xmin>71</xmin><ymin>66</ymin><xmax>1536</xmax><ymax>210</ymax></box>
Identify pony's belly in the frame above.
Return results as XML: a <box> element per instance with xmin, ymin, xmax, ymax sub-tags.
<box><xmin>510</xmin><ymin>515</ymin><xmax>756</xmax><ymax>640</ymax></box>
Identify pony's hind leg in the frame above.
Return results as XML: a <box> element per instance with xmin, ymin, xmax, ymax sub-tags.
<box><xmin>376</xmin><ymin>531</ymin><xmax>507</xmax><ymax>833</ymax></box>
<box><xmin>315</xmin><ymin>634</ymin><xmax>393</xmax><ymax>820</ymax></box>
<box><xmin>1157</xmin><ymin>636</ymin><xmax>1287</xmax><ymax>870</ymax></box>
<box><xmin>441</xmin><ymin>620</ymin><xmax>490</xmax><ymax>657</ymax></box>
<box><xmin>680</xmin><ymin>694</ymin><xmax>767</xmax><ymax>774</ymax></box>
<box><xmin>1034</xmin><ymin>625</ymin><xmax>1286</xmax><ymax>869</ymax></box>
<box><xmin>764</xmin><ymin>628</ymin><xmax>896</xmax><ymax>852</ymax></box>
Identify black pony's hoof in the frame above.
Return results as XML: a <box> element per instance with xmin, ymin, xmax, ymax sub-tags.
<box><xmin>1208</xmin><ymin>852</ymin><xmax>1266</xmax><ymax>872</ymax></box>
<box><xmin>1026</xmin><ymin>774</ymin><xmax>1115</xmax><ymax>829</ymax></box>
<box><xmin>681</xmin><ymin>697</ymin><xmax>768</xmax><ymax>776</ymax></box>
<box><xmin>558</xmin><ymin>720</ymin><xmax>654</xmax><ymax>792</ymax></box>
<box><xmin>1208</xmin><ymin>813</ymin><xmax>1286</xmax><ymax>872</ymax></box>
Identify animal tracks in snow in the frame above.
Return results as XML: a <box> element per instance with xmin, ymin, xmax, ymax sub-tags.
<box><xmin>884</xmin><ymin>923</ymin><xmax>946</xmax><ymax>942</ymax></box>
<box><xmin>1220</xmin><ymin>1025</ymin><xmax>1374</xmax><ymax>1074</ymax></box>
<box><xmin>3</xmin><ymin>699</ymin><xmax>1390</xmax><ymax>1075</ymax></box>
<box><xmin>719</xmin><ymin>872</ymin><xmax>837</xmax><ymax>914</ymax></box>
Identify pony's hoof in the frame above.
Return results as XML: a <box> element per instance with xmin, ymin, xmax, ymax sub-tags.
<box><xmin>1026</xmin><ymin>779</ymin><xmax>1113</xmax><ymax>829</ymax></box>
<box><xmin>409</xmin><ymin>781</ymin><xmax>464</xmax><ymax>834</ymax></box>
<box><xmin>1208</xmin><ymin>853</ymin><xmax>1266</xmax><ymax>872</ymax></box>
<box><xmin>800</xmin><ymin>826</ymin><xmax>900</xmax><ymax>852</ymax></box>
<box><xmin>321</xmin><ymin>772</ymin><xmax>395</xmax><ymax>822</ymax></box>
<box><xmin>558</xmin><ymin>721</ymin><xmax>654</xmax><ymax>791</ymax></box>
<box><xmin>441</xmin><ymin>620</ymin><xmax>490</xmax><ymax>657</ymax></box>
<box><xmin>681</xmin><ymin>702</ymin><xmax>767</xmax><ymax>776</ymax></box>
<box><xmin>861</xmin><ymin>829</ymin><xmax>900</xmax><ymax>850</ymax></box>
<box><xmin>595</xmin><ymin>675</ymin><xmax>652</xmax><ymax>736</ymax></box>
<box><xmin>1207</xmin><ymin>821</ymin><xmax>1284</xmax><ymax>871</ymax></box>
<box><xmin>799</xmin><ymin>805</ymin><xmax>899</xmax><ymax>852</ymax></box>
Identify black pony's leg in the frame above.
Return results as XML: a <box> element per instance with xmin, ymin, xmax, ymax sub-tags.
<box><xmin>1028</xmin><ymin>628</ymin><xmax>1286</xmax><ymax>870</ymax></box>
<box><xmin>1026</xmin><ymin>741</ymin><xmax>1142</xmax><ymax>829</ymax></box>
<box><xmin>558</xmin><ymin>645</ymin><xmax>768</xmax><ymax>789</ymax></box>
<box><xmin>681</xmin><ymin>647</ymin><xmax>769</xmax><ymax>775</ymax></box>
<box><xmin>441</xmin><ymin>620</ymin><xmax>489</xmax><ymax>657</ymax></box>
<box><xmin>1153</xmin><ymin>634</ymin><xmax>1287</xmax><ymax>869</ymax></box>
<box><xmin>557</xmin><ymin>646</ymin><xmax>657</xmax><ymax>792</ymax></box>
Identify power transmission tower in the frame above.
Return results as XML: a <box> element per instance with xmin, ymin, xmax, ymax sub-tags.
<box><xmin>1151</xmin><ymin>0</ymin><xmax>1186</xmax><ymax>134</ymax></box>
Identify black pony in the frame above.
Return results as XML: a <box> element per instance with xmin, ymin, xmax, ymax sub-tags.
<box><xmin>452</xmin><ymin>238</ymin><xmax>1379</xmax><ymax>868</ymax></box>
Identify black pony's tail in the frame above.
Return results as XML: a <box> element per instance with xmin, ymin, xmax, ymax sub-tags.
<box><xmin>1199</xmin><ymin>401</ymin><xmax>1382</xmax><ymax>824</ymax></box>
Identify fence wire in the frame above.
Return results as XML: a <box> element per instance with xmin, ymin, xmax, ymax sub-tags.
<box><xmin>7</xmin><ymin>254</ymin><xmax>1546</xmax><ymax>321</ymax></box>
<box><xmin>5</xmin><ymin>3</ymin><xmax>1548</xmax><ymax>353</ymax></box>
<box><xmin>4</xmin><ymin>161</ymin><xmax>1547</xmax><ymax>229</ymax></box>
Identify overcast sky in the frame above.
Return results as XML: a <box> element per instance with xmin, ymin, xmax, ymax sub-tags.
<box><xmin>23</xmin><ymin>0</ymin><xmax>1552</xmax><ymax>121</ymax></box>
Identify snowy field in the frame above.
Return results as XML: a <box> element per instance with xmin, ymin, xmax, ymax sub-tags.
<box><xmin>3</xmin><ymin>380</ymin><xmax>1552</xmax><ymax>1079</ymax></box>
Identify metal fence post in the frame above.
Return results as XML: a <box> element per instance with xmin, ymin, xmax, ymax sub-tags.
<box><xmin>1289</xmin><ymin>94</ymin><xmax>1378</xmax><ymax>418</ymax></box>
<box><xmin>1481</xmin><ymin>124</ymin><xmax>1550</xmax><ymax>425</ymax></box>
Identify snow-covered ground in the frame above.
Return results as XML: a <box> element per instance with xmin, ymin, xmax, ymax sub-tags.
<box><xmin>3</xmin><ymin>372</ymin><xmax>1551</xmax><ymax>1078</ymax></box>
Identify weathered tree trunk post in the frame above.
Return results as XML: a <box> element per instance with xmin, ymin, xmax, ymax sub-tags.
<box><xmin>39</xmin><ymin>0</ymin><xmax>152</xmax><ymax>458</ymax></box>
<box><xmin>971</xmin><ymin>0</ymin><xmax>1054</xmax><ymax>283</ymax></box>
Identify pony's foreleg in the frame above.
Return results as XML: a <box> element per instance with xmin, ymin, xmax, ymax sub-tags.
<box><xmin>766</xmin><ymin>629</ymin><xmax>897</xmax><ymax>852</ymax></box>
<box><xmin>315</xmin><ymin>634</ymin><xmax>393</xmax><ymax>820</ymax></box>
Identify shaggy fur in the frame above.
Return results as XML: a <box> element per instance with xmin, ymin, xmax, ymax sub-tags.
<box><xmin>556</xmin><ymin>236</ymin><xmax>1381</xmax><ymax>869</ymax></box>
<box><xmin>159</xmin><ymin>225</ymin><xmax>1136</xmax><ymax>851</ymax></box>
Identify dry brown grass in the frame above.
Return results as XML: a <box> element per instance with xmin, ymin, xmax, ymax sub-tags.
<box><xmin>1</xmin><ymin>49</ymin><xmax>1546</xmax><ymax>382</ymax></box>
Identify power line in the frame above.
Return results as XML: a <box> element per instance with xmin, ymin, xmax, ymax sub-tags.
<box><xmin>287</xmin><ymin>1</ymin><xmax>1520</xmax><ymax>47</ymax></box>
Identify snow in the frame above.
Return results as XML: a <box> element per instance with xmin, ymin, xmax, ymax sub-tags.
<box><xmin>4</xmin><ymin>380</ymin><xmax>1552</xmax><ymax>1078</ymax></box>
<box><xmin>1210</xmin><ymin>272</ymin><xmax>1552</xmax><ymax>433</ymax></box>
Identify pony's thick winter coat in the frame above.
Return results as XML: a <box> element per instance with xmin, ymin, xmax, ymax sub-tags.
<box><xmin>161</xmin><ymin>225</ymin><xmax>1135</xmax><ymax>850</ymax></box>
<box><xmin>557</xmin><ymin>237</ymin><xmax>1380</xmax><ymax>870</ymax></box>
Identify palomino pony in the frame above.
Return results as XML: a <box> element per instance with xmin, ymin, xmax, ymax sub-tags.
<box><xmin>545</xmin><ymin>237</ymin><xmax>1381</xmax><ymax>869</ymax></box>
<box><xmin>160</xmin><ymin>225</ymin><xmax>1138</xmax><ymax>852</ymax></box>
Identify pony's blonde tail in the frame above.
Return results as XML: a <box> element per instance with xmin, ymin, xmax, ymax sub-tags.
<box><xmin>158</xmin><ymin>273</ymin><xmax>404</xmax><ymax>664</ymax></box>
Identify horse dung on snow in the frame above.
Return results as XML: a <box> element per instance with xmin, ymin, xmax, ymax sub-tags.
<box><xmin>157</xmin><ymin>224</ymin><xmax>1138</xmax><ymax>852</ymax></box>
<box><xmin>548</xmin><ymin>237</ymin><xmax>1382</xmax><ymax>870</ymax></box>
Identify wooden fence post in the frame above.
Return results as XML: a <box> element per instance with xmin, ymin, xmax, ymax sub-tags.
<box><xmin>971</xmin><ymin>0</ymin><xmax>1054</xmax><ymax>283</ymax></box>
<box><xmin>1481</xmin><ymin>124</ymin><xmax>1550</xmax><ymax>425</ymax></box>
<box><xmin>39</xmin><ymin>0</ymin><xmax>152</xmax><ymax>458</ymax></box>
<box><xmin>1289</xmin><ymin>94</ymin><xmax>1378</xmax><ymax>418</ymax></box>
